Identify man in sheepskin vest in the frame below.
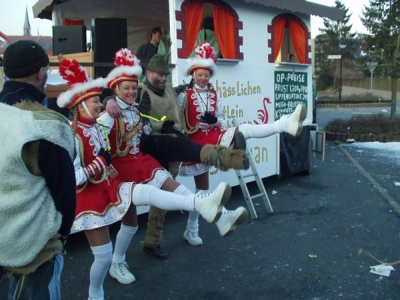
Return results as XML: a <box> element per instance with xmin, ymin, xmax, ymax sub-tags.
<box><xmin>0</xmin><ymin>40</ymin><xmax>76</xmax><ymax>299</ymax></box>
<box><xmin>104</xmin><ymin>53</ymin><xmax>249</xmax><ymax>259</ymax></box>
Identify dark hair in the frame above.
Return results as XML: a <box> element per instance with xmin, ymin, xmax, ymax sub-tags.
<box><xmin>202</xmin><ymin>17</ymin><xmax>214</xmax><ymax>31</ymax></box>
<box><xmin>151</xmin><ymin>27</ymin><xmax>162</xmax><ymax>34</ymax></box>
<box><xmin>188</xmin><ymin>78</ymin><xmax>212</xmax><ymax>90</ymax></box>
<box><xmin>188</xmin><ymin>78</ymin><xmax>195</xmax><ymax>89</ymax></box>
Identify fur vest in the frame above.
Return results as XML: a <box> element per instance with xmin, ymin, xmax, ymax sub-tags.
<box><xmin>140</xmin><ymin>83</ymin><xmax>182</xmax><ymax>134</ymax></box>
<box><xmin>0</xmin><ymin>102</ymin><xmax>74</xmax><ymax>268</ymax></box>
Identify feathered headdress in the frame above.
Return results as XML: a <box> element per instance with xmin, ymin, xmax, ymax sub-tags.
<box><xmin>106</xmin><ymin>48</ymin><xmax>142</xmax><ymax>89</ymax></box>
<box><xmin>183</xmin><ymin>42</ymin><xmax>217</xmax><ymax>77</ymax></box>
<box><xmin>57</xmin><ymin>59</ymin><xmax>106</xmax><ymax>109</ymax></box>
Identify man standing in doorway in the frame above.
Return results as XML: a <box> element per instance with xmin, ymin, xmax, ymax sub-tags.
<box><xmin>136</xmin><ymin>27</ymin><xmax>164</xmax><ymax>77</ymax></box>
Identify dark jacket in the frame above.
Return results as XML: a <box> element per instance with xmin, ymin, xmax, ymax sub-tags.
<box><xmin>136</xmin><ymin>43</ymin><xmax>158</xmax><ymax>72</ymax></box>
<box><xmin>0</xmin><ymin>81</ymin><xmax>46</xmax><ymax>105</ymax></box>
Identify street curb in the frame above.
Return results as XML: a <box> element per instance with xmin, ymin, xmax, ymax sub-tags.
<box><xmin>325</xmin><ymin>132</ymin><xmax>400</xmax><ymax>143</ymax></box>
<box><xmin>317</xmin><ymin>103</ymin><xmax>390</xmax><ymax>108</ymax></box>
<box><xmin>338</xmin><ymin>144</ymin><xmax>400</xmax><ymax>215</ymax></box>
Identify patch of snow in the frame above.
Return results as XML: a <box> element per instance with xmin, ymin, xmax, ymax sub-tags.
<box><xmin>345</xmin><ymin>142</ymin><xmax>400</xmax><ymax>164</ymax></box>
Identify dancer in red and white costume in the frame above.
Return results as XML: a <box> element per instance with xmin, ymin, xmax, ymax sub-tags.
<box><xmin>57</xmin><ymin>59</ymin><xmax>232</xmax><ymax>300</ymax></box>
<box><xmin>179</xmin><ymin>42</ymin><xmax>307</xmax><ymax>246</ymax></box>
<box><xmin>102</xmin><ymin>50</ymin><xmax>250</xmax><ymax>257</ymax></box>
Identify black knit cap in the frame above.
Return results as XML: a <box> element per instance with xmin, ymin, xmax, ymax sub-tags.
<box><xmin>3</xmin><ymin>40</ymin><xmax>49</xmax><ymax>78</ymax></box>
<box><xmin>147</xmin><ymin>54</ymin><xmax>169</xmax><ymax>74</ymax></box>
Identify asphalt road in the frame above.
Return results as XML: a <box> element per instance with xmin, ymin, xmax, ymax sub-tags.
<box><xmin>316</xmin><ymin>102</ymin><xmax>400</xmax><ymax>130</ymax></box>
<box><xmin>1</xmin><ymin>107</ymin><xmax>399</xmax><ymax>299</ymax></box>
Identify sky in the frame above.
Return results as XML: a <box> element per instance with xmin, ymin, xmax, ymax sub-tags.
<box><xmin>1</xmin><ymin>0</ymin><xmax>370</xmax><ymax>38</ymax></box>
<box><xmin>0</xmin><ymin>0</ymin><xmax>53</xmax><ymax>36</ymax></box>
<box><xmin>309</xmin><ymin>0</ymin><xmax>370</xmax><ymax>37</ymax></box>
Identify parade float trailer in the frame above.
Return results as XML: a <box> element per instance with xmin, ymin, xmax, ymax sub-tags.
<box><xmin>34</xmin><ymin>0</ymin><xmax>344</xmax><ymax>213</ymax></box>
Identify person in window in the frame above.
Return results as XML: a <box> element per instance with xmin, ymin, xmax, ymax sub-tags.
<box><xmin>57</xmin><ymin>58</ymin><xmax>232</xmax><ymax>300</ymax></box>
<box><xmin>178</xmin><ymin>42</ymin><xmax>307</xmax><ymax>245</ymax></box>
<box><xmin>136</xmin><ymin>27</ymin><xmax>164</xmax><ymax>78</ymax></box>
<box><xmin>191</xmin><ymin>17</ymin><xmax>222</xmax><ymax>58</ymax></box>
<box><xmin>287</xmin><ymin>53</ymin><xmax>298</xmax><ymax>63</ymax></box>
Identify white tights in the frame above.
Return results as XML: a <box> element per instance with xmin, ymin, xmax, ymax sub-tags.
<box><xmin>238</xmin><ymin>123</ymin><xmax>280</xmax><ymax>139</ymax></box>
<box><xmin>113</xmin><ymin>224</ymin><xmax>138</xmax><ymax>263</ymax></box>
<box><xmin>132</xmin><ymin>183</ymin><xmax>195</xmax><ymax>212</ymax></box>
<box><xmin>186</xmin><ymin>189</ymin><xmax>229</xmax><ymax>232</ymax></box>
<box><xmin>89</xmin><ymin>242</ymin><xmax>113</xmax><ymax>300</ymax></box>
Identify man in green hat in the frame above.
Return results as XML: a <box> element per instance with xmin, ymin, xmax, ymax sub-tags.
<box><xmin>104</xmin><ymin>53</ymin><xmax>249</xmax><ymax>259</ymax></box>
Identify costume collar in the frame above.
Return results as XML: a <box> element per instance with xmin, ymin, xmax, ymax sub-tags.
<box><xmin>143</xmin><ymin>78</ymin><xmax>165</xmax><ymax>96</ymax></box>
<box><xmin>194</xmin><ymin>84</ymin><xmax>209</xmax><ymax>93</ymax></box>
<box><xmin>77</xmin><ymin>114</ymin><xmax>97</xmax><ymax>125</ymax></box>
<box><xmin>116</xmin><ymin>96</ymin><xmax>136</xmax><ymax>110</ymax></box>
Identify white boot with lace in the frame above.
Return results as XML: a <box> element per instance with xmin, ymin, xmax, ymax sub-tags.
<box><xmin>183</xmin><ymin>216</ymin><xmax>203</xmax><ymax>246</ymax></box>
<box><xmin>183</xmin><ymin>189</ymin><xmax>205</xmax><ymax>246</ymax></box>
<box><xmin>216</xmin><ymin>206</ymin><xmax>248</xmax><ymax>236</ymax></box>
<box><xmin>272</xmin><ymin>104</ymin><xmax>307</xmax><ymax>136</ymax></box>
